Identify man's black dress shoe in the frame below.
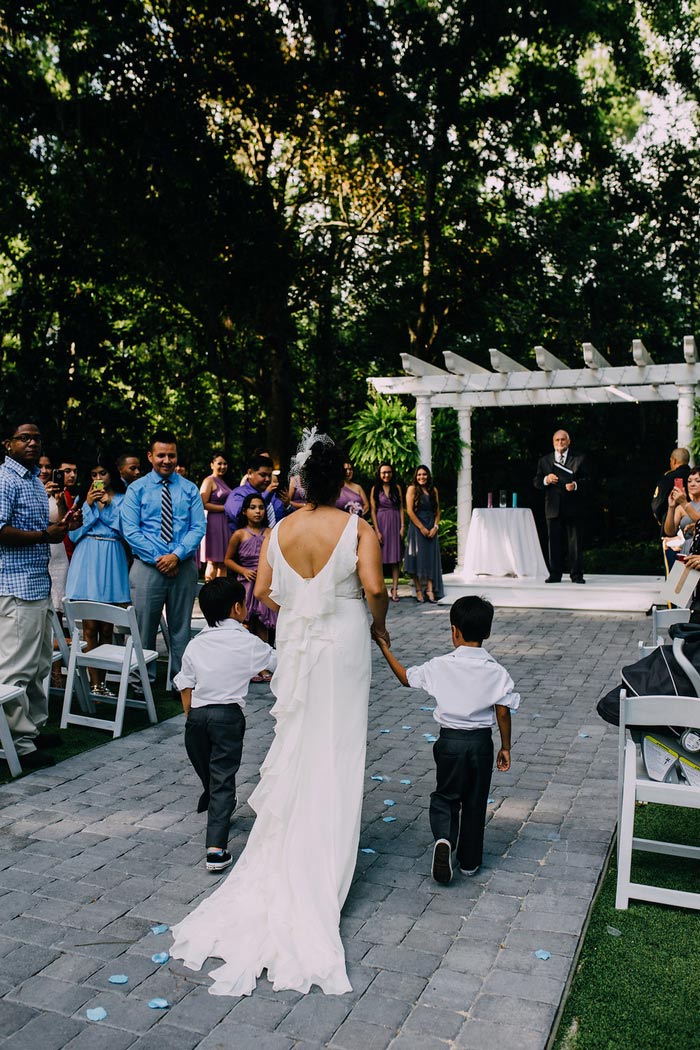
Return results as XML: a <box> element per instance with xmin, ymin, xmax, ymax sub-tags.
<box><xmin>545</xmin><ymin>575</ymin><xmax>561</xmax><ymax>583</ymax></box>
<box><xmin>572</xmin><ymin>578</ymin><xmax>586</xmax><ymax>584</ymax></box>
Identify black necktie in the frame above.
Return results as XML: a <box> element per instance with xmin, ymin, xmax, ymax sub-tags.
<box><xmin>161</xmin><ymin>480</ymin><xmax>174</xmax><ymax>543</ymax></box>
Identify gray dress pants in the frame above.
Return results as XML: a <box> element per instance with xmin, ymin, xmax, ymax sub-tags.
<box><xmin>129</xmin><ymin>557</ymin><xmax>198</xmax><ymax>681</ymax></box>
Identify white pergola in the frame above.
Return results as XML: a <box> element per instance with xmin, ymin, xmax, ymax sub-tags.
<box><xmin>370</xmin><ymin>336</ymin><xmax>700</xmax><ymax>570</ymax></box>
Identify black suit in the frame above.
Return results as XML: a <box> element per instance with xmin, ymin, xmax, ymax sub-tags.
<box><xmin>533</xmin><ymin>449</ymin><xmax>590</xmax><ymax>581</ymax></box>
<box><xmin>651</xmin><ymin>465</ymin><xmax>690</xmax><ymax>526</ymax></box>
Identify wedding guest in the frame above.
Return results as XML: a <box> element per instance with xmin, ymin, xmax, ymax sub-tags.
<box><xmin>224</xmin><ymin>494</ymin><xmax>276</xmax><ymax>655</ymax></box>
<box><xmin>404</xmin><ymin>464</ymin><xmax>443</xmax><ymax>602</ymax></box>
<box><xmin>664</xmin><ymin>467</ymin><xmax>700</xmax><ymax>568</ymax></box>
<box><xmin>0</xmin><ymin>421</ymin><xmax>79</xmax><ymax>769</ymax></box>
<box><xmin>65</xmin><ymin>456</ymin><xmax>130</xmax><ymax>696</ymax></box>
<box><xmin>225</xmin><ymin>454</ymin><xmax>286</xmax><ymax>533</ymax></box>
<box><xmin>370</xmin><ymin>462</ymin><xmax>404</xmax><ymax>602</ymax></box>
<box><xmin>117</xmin><ymin>452</ymin><xmax>142</xmax><ymax>486</ymax></box>
<box><xmin>38</xmin><ymin>454</ymin><xmax>69</xmax><ymax>616</ymax></box>
<box><xmin>121</xmin><ymin>430</ymin><xmax>206</xmax><ymax>687</ymax></box>
<box><xmin>374</xmin><ymin>595</ymin><xmax>519</xmax><ymax>884</ymax></box>
<box><xmin>287</xmin><ymin>472</ymin><xmax>308</xmax><ymax>510</ymax></box>
<box><xmin>58</xmin><ymin>456</ymin><xmax>79</xmax><ymax>560</ymax></box>
<box><xmin>336</xmin><ymin>460</ymin><xmax>369</xmax><ymax>516</ymax></box>
<box><xmin>200</xmin><ymin>452</ymin><xmax>232</xmax><ymax>581</ymax></box>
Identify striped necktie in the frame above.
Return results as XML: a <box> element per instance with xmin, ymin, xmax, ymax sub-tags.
<box><xmin>265</xmin><ymin>496</ymin><xmax>276</xmax><ymax>528</ymax></box>
<box><xmin>161</xmin><ymin>479</ymin><xmax>174</xmax><ymax>543</ymax></box>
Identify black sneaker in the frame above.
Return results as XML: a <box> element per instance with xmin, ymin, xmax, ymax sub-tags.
<box><xmin>431</xmin><ymin>839</ymin><xmax>453</xmax><ymax>885</ymax></box>
<box><xmin>206</xmin><ymin>849</ymin><xmax>233</xmax><ymax>873</ymax></box>
<box><xmin>20</xmin><ymin>751</ymin><xmax>56</xmax><ymax>770</ymax></box>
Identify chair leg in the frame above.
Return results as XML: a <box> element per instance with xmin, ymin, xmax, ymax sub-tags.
<box><xmin>0</xmin><ymin>705</ymin><xmax>22</xmax><ymax>777</ymax></box>
<box><xmin>60</xmin><ymin>642</ymin><xmax>80</xmax><ymax>728</ymax></box>
<box><xmin>615</xmin><ymin>742</ymin><xmax>637</xmax><ymax>910</ymax></box>
<box><xmin>136</xmin><ymin>654</ymin><xmax>158</xmax><ymax>724</ymax></box>
<box><xmin>112</xmin><ymin>671</ymin><xmax>129</xmax><ymax>739</ymax></box>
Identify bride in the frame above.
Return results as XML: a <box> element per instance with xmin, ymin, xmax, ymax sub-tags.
<box><xmin>170</xmin><ymin>435</ymin><xmax>389</xmax><ymax>996</ymax></box>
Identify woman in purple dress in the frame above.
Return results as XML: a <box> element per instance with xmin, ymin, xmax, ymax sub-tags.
<box><xmin>225</xmin><ymin>495</ymin><xmax>277</xmax><ymax>664</ymax></box>
<box><xmin>335</xmin><ymin>460</ymin><xmax>369</xmax><ymax>516</ymax></box>
<box><xmin>200</xmin><ymin>452</ymin><xmax>232</xmax><ymax>580</ymax></box>
<box><xmin>370</xmin><ymin>462</ymin><xmax>404</xmax><ymax>602</ymax></box>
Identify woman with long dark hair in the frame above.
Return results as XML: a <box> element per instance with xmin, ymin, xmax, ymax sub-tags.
<box><xmin>403</xmin><ymin>463</ymin><xmax>444</xmax><ymax>603</ymax></box>
<box><xmin>65</xmin><ymin>455</ymin><xmax>130</xmax><ymax>695</ymax></box>
<box><xmin>370</xmin><ymin>462</ymin><xmax>404</xmax><ymax>601</ymax></box>
<box><xmin>171</xmin><ymin>433</ymin><xmax>388</xmax><ymax>997</ymax></box>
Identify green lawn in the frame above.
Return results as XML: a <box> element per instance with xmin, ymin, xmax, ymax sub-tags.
<box><xmin>0</xmin><ymin>661</ymin><xmax>182</xmax><ymax>786</ymax></box>
<box><xmin>554</xmin><ymin>805</ymin><xmax>700</xmax><ymax>1050</ymax></box>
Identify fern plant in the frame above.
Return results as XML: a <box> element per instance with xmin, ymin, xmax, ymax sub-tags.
<box><xmin>345</xmin><ymin>394</ymin><xmax>419</xmax><ymax>481</ymax></box>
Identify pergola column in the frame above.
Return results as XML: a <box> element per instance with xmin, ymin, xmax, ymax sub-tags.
<box><xmin>415</xmin><ymin>395</ymin><xmax>432</xmax><ymax>468</ymax></box>
<box><xmin>677</xmin><ymin>385</ymin><xmax>696</xmax><ymax>464</ymax></box>
<box><xmin>456</xmin><ymin>407</ymin><xmax>472</xmax><ymax>570</ymax></box>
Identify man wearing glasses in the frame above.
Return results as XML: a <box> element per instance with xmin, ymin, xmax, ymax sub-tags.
<box><xmin>0</xmin><ymin>421</ymin><xmax>80</xmax><ymax>769</ymax></box>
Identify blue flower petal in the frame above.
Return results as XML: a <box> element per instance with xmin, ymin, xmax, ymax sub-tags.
<box><xmin>148</xmin><ymin>998</ymin><xmax>170</xmax><ymax>1009</ymax></box>
<box><xmin>400</xmin><ymin>779</ymin><xmax>411</xmax><ymax>785</ymax></box>
<box><xmin>534</xmin><ymin>949</ymin><xmax>551</xmax><ymax>961</ymax></box>
<box><xmin>379</xmin><ymin>729</ymin><xmax>391</xmax><ymax>734</ymax></box>
<box><xmin>360</xmin><ymin>848</ymin><xmax>376</xmax><ymax>854</ymax></box>
<box><xmin>383</xmin><ymin>799</ymin><xmax>396</xmax><ymax>806</ymax></box>
<box><xmin>420</xmin><ymin>706</ymin><xmax>435</xmax><ymax>711</ymax></box>
<box><xmin>383</xmin><ymin>816</ymin><xmax>397</xmax><ymax>823</ymax></box>
<box><xmin>150</xmin><ymin>924</ymin><xmax>169</xmax><ymax>935</ymax></box>
<box><xmin>151</xmin><ymin>952</ymin><xmax>170</xmax><ymax>964</ymax></box>
<box><xmin>402</xmin><ymin>725</ymin><xmax>413</xmax><ymax>730</ymax></box>
<box><xmin>87</xmin><ymin>1008</ymin><xmax>108</xmax><ymax>1022</ymax></box>
<box><xmin>108</xmin><ymin>975</ymin><xmax>129</xmax><ymax>985</ymax></box>
<box><xmin>579</xmin><ymin>732</ymin><xmax>590</xmax><ymax>738</ymax></box>
<box><xmin>371</xmin><ymin>775</ymin><xmax>386</xmax><ymax>781</ymax></box>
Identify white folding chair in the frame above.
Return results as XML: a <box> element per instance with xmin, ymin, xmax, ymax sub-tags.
<box><xmin>43</xmin><ymin>609</ymin><xmax>91</xmax><ymax>711</ymax></box>
<box><xmin>0</xmin><ymin>685</ymin><xmax>23</xmax><ymax>777</ymax></box>
<box><xmin>61</xmin><ymin>600</ymin><xmax>158</xmax><ymax>739</ymax></box>
<box><xmin>616</xmin><ymin>691</ymin><xmax>700</xmax><ymax>911</ymax></box>
<box><xmin>651</xmin><ymin>606</ymin><xmax>691</xmax><ymax>646</ymax></box>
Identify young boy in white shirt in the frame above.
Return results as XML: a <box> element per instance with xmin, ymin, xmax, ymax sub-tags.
<box><xmin>174</xmin><ymin>578</ymin><xmax>277</xmax><ymax>872</ymax></box>
<box><xmin>374</xmin><ymin>595</ymin><xmax>519</xmax><ymax>885</ymax></box>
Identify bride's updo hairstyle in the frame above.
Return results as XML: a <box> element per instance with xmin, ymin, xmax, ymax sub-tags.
<box><xmin>301</xmin><ymin>440</ymin><xmax>346</xmax><ymax>507</ymax></box>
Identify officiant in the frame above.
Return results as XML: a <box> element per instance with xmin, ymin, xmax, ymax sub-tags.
<box><xmin>533</xmin><ymin>429</ymin><xmax>591</xmax><ymax>584</ymax></box>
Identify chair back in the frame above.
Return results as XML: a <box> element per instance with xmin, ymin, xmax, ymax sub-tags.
<box><xmin>64</xmin><ymin>600</ymin><xmax>133</xmax><ymax>633</ymax></box>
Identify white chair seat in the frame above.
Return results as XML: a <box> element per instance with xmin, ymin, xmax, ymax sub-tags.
<box><xmin>0</xmin><ymin>685</ymin><xmax>24</xmax><ymax>777</ymax></box>
<box><xmin>61</xmin><ymin>600</ymin><xmax>158</xmax><ymax>739</ymax></box>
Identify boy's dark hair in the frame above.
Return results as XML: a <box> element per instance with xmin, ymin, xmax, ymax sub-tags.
<box><xmin>199</xmin><ymin>578</ymin><xmax>246</xmax><ymax>626</ymax></box>
<box><xmin>150</xmin><ymin>429</ymin><xmax>178</xmax><ymax>449</ymax></box>
<box><xmin>450</xmin><ymin>595</ymin><xmax>494</xmax><ymax>643</ymax></box>
<box><xmin>247</xmin><ymin>454</ymin><xmax>274</xmax><ymax>471</ymax></box>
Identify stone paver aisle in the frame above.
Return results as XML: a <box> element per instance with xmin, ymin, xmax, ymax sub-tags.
<box><xmin>0</xmin><ymin>603</ymin><xmax>643</xmax><ymax>1050</ymax></box>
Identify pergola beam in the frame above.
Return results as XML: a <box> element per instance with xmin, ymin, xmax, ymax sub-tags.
<box><xmin>427</xmin><ymin>384</ymin><xmax>679</xmax><ymax>408</ymax></box>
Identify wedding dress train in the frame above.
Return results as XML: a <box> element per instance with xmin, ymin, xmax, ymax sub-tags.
<box><xmin>170</xmin><ymin>514</ymin><xmax>371</xmax><ymax>996</ymax></box>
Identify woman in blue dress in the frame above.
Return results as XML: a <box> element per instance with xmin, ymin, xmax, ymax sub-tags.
<box><xmin>65</xmin><ymin>456</ymin><xmax>130</xmax><ymax>696</ymax></box>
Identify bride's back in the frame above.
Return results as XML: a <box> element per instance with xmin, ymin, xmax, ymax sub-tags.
<box><xmin>276</xmin><ymin>506</ymin><xmax>352</xmax><ymax>579</ymax></box>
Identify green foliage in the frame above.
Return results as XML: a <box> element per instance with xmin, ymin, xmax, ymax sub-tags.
<box><xmin>553</xmin><ymin>804</ymin><xmax>700</xmax><ymax>1050</ymax></box>
<box><xmin>345</xmin><ymin>394</ymin><xmax>418</xmax><ymax>480</ymax></box>
<box><xmin>584</xmin><ymin>540</ymin><xmax>662</xmax><ymax>576</ymax></box>
<box><xmin>438</xmin><ymin>506</ymin><xmax>458</xmax><ymax>574</ymax></box>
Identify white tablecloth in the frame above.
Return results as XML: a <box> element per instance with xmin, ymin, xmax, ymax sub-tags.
<box><xmin>462</xmin><ymin>508</ymin><xmax>548</xmax><ymax>578</ymax></box>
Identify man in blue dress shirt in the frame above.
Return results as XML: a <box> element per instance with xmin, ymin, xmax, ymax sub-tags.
<box><xmin>0</xmin><ymin>421</ymin><xmax>78</xmax><ymax>768</ymax></box>
<box><xmin>121</xmin><ymin>430</ymin><xmax>206</xmax><ymax>687</ymax></box>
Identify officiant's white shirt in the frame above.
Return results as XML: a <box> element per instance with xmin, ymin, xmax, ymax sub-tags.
<box><xmin>174</xmin><ymin>619</ymin><xmax>277</xmax><ymax>708</ymax></box>
<box><xmin>406</xmin><ymin>646</ymin><xmax>520</xmax><ymax>730</ymax></box>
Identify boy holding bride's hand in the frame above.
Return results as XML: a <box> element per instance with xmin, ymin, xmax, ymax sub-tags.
<box><xmin>373</xmin><ymin>595</ymin><xmax>519</xmax><ymax>884</ymax></box>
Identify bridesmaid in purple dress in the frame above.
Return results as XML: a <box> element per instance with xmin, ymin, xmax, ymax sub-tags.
<box><xmin>224</xmin><ymin>495</ymin><xmax>277</xmax><ymax>665</ymax></box>
<box><xmin>288</xmin><ymin>473</ymin><xmax>308</xmax><ymax>510</ymax></box>
<box><xmin>200</xmin><ymin>452</ymin><xmax>232</xmax><ymax>580</ymax></box>
<box><xmin>370</xmin><ymin>463</ymin><xmax>404</xmax><ymax>602</ymax></box>
<box><xmin>335</xmin><ymin>460</ymin><xmax>369</xmax><ymax>516</ymax></box>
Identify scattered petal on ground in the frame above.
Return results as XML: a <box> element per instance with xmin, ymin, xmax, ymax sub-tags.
<box><xmin>534</xmin><ymin>949</ymin><xmax>551</xmax><ymax>961</ymax></box>
<box><xmin>150</xmin><ymin>924</ymin><xmax>169</xmax><ymax>935</ymax></box>
<box><xmin>402</xmin><ymin>726</ymin><xmax>413</xmax><ymax>730</ymax></box>
<box><xmin>400</xmin><ymin>779</ymin><xmax>411</xmax><ymax>785</ymax></box>
<box><xmin>87</xmin><ymin>1008</ymin><xmax>108</xmax><ymax>1022</ymax></box>
<box><xmin>360</xmin><ymin>848</ymin><xmax>376</xmax><ymax>854</ymax></box>
<box><xmin>606</xmin><ymin>926</ymin><xmax>622</xmax><ymax>937</ymax></box>
<box><xmin>383</xmin><ymin>816</ymin><xmax>397</xmax><ymax>823</ymax></box>
<box><xmin>371</xmin><ymin>775</ymin><xmax>386</xmax><ymax>781</ymax></box>
<box><xmin>420</xmin><ymin>706</ymin><xmax>435</xmax><ymax>711</ymax></box>
<box><xmin>487</xmin><ymin>798</ymin><xmax>495</xmax><ymax>803</ymax></box>
<box><xmin>579</xmin><ymin>732</ymin><xmax>590</xmax><ymax>738</ymax></box>
<box><xmin>148</xmin><ymin>998</ymin><xmax>170</xmax><ymax>1009</ymax></box>
<box><xmin>379</xmin><ymin>729</ymin><xmax>391</xmax><ymax>734</ymax></box>
<box><xmin>383</xmin><ymin>799</ymin><xmax>395</xmax><ymax>806</ymax></box>
<box><xmin>151</xmin><ymin>952</ymin><xmax>170</xmax><ymax>964</ymax></box>
<box><xmin>108</xmin><ymin>975</ymin><xmax>129</xmax><ymax>985</ymax></box>
<box><xmin>423</xmin><ymin>734</ymin><xmax>438</xmax><ymax>742</ymax></box>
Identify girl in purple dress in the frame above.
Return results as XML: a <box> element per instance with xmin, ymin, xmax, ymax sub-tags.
<box><xmin>225</xmin><ymin>494</ymin><xmax>277</xmax><ymax>664</ymax></box>
<box><xmin>370</xmin><ymin>462</ymin><xmax>404</xmax><ymax>602</ymax></box>
<box><xmin>200</xmin><ymin>452</ymin><xmax>232</xmax><ymax>580</ymax></box>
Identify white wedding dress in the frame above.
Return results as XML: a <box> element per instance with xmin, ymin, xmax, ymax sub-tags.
<box><xmin>170</xmin><ymin>513</ymin><xmax>371</xmax><ymax>996</ymax></box>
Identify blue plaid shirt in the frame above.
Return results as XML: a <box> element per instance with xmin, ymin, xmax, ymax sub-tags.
<box><xmin>0</xmin><ymin>456</ymin><xmax>51</xmax><ymax>600</ymax></box>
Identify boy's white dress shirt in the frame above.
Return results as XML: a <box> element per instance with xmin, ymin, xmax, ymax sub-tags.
<box><xmin>406</xmin><ymin>646</ymin><xmax>520</xmax><ymax>730</ymax></box>
<box><xmin>174</xmin><ymin>620</ymin><xmax>277</xmax><ymax>709</ymax></box>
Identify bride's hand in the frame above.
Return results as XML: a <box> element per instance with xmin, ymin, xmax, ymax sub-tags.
<box><xmin>371</xmin><ymin>623</ymin><xmax>390</xmax><ymax>647</ymax></box>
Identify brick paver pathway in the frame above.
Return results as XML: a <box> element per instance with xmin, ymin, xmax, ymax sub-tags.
<box><xmin>0</xmin><ymin>603</ymin><xmax>643</xmax><ymax>1049</ymax></box>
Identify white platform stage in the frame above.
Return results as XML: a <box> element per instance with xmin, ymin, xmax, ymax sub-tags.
<box><xmin>442</xmin><ymin>573</ymin><xmax>663</xmax><ymax>613</ymax></box>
